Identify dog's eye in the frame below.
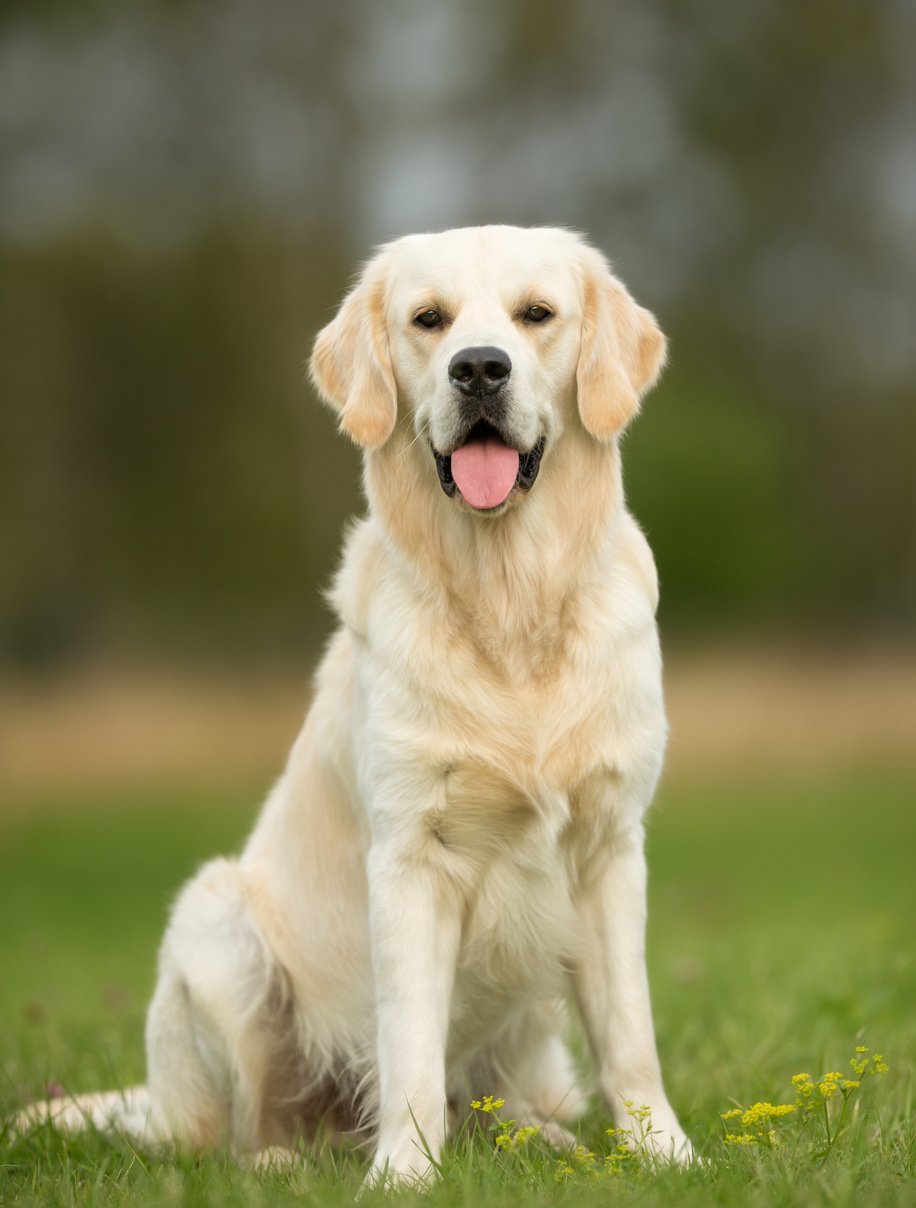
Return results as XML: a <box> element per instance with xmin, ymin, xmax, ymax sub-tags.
<box><xmin>524</xmin><ymin>304</ymin><xmax>552</xmax><ymax>324</ymax></box>
<box><xmin>414</xmin><ymin>308</ymin><xmax>443</xmax><ymax>330</ymax></box>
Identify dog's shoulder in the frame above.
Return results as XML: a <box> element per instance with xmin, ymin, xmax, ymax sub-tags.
<box><xmin>326</xmin><ymin>516</ymin><xmax>389</xmax><ymax>641</ymax></box>
<box><xmin>615</xmin><ymin>510</ymin><xmax>659</xmax><ymax>614</ymax></box>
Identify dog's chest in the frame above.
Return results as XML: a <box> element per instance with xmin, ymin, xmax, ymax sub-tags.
<box><xmin>420</xmin><ymin>643</ymin><xmax>662</xmax><ymax>795</ymax></box>
<box><xmin>437</xmin><ymin>758</ymin><xmax>637</xmax><ymax>1045</ymax></box>
<box><xmin>435</xmin><ymin>761</ymin><xmax>575</xmax><ymax>1021</ymax></box>
<box><xmin>368</xmin><ymin>604</ymin><xmax>665</xmax><ymax>865</ymax></box>
<box><xmin>435</xmin><ymin>752</ymin><xmax>642</xmax><ymax>891</ymax></box>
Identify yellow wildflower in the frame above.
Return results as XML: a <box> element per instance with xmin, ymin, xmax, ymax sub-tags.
<box><xmin>723</xmin><ymin>1133</ymin><xmax>758</xmax><ymax>1146</ymax></box>
<box><xmin>818</xmin><ymin>1072</ymin><xmax>844</xmax><ymax>1100</ymax></box>
<box><xmin>740</xmin><ymin>1102</ymin><xmax>796</xmax><ymax>1128</ymax></box>
<box><xmin>605</xmin><ymin>1144</ymin><xmax>633</xmax><ymax>1176</ymax></box>
<box><xmin>722</xmin><ymin>1044</ymin><xmax>890</xmax><ymax>1159</ymax></box>
<box><xmin>555</xmin><ymin>1144</ymin><xmax>601</xmax><ymax>1180</ymax></box>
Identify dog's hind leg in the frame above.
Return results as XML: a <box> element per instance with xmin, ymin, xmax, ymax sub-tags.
<box><xmin>468</xmin><ymin>1000</ymin><xmax>587</xmax><ymax>1150</ymax></box>
<box><xmin>513</xmin><ymin>1024</ymin><xmax>588</xmax><ymax>1150</ymax></box>
<box><xmin>146</xmin><ymin>857</ymin><xmax>295</xmax><ymax>1155</ymax></box>
<box><xmin>15</xmin><ymin>857</ymin><xmax>299</xmax><ymax>1156</ymax></box>
<box><xmin>11</xmin><ymin>1084</ymin><xmax>168</xmax><ymax>1144</ymax></box>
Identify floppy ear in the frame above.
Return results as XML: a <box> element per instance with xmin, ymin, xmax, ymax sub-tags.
<box><xmin>309</xmin><ymin>258</ymin><xmax>397</xmax><ymax>448</ymax></box>
<box><xmin>576</xmin><ymin>248</ymin><xmax>667</xmax><ymax>441</ymax></box>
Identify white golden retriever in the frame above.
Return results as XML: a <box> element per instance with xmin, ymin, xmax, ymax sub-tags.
<box><xmin>19</xmin><ymin>226</ymin><xmax>693</xmax><ymax>1182</ymax></box>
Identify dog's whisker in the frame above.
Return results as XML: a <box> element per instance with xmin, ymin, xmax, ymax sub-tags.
<box><xmin>398</xmin><ymin>418</ymin><xmax>430</xmax><ymax>460</ymax></box>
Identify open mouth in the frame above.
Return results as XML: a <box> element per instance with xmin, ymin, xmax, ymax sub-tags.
<box><xmin>432</xmin><ymin>421</ymin><xmax>546</xmax><ymax>510</ymax></box>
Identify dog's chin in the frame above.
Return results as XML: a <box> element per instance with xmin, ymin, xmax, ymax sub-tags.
<box><xmin>431</xmin><ymin>421</ymin><xmax>545</xmax><ymax>514</ymax></box>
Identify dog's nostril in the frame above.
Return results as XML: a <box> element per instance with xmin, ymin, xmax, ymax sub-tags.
<box><xmin>448</xmin><ymin>346</ymin><xmax>512</xmax><ymax>395</ymax></box>
<box><xmin>484</xmin><ymin>358</ymin><xmax>510</xmax><ymax>382</ymax></box>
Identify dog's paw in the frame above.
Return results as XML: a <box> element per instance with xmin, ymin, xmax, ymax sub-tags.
<box><xmin>360</xmin><ymin>1167</ymin><xmax>432</xmax><ymax>1196</ymax></box>
<box><xmin>534</xmin><ymin>1119</ymin><xmax>578</xmax><ymax>1152</ymax></box>
<box><xmin>361</xmin><ymin>1153</ymin><xmax>436</xmax><ymax>1195</ymax></box>
<box><xmin>639</xmin><ymin>1125</ymin><xmax>696</xmax><ymax>1167</ymax></box>
<box><xmin>612</xmin><ymin>1101</ymin><xmax>697</xmax><ymax>1168</ymax></box>
<box><xmin>240</xmin><ymin>1145</ymin><xmax>303</xmax><ymax>1172</ymax></box>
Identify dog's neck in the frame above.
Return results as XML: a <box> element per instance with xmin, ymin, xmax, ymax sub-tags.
<box><xmin>366</xmin><ymin>429</ymin><xmax>624</xmax><ymax>678</ymax></box>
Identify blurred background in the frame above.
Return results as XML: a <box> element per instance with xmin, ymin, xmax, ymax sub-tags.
<box><xmin>0</xmin><ymin>0</ymin><xmax>913</xmax><ymax>796</ymax></box>
<box><xmin>2</xmin><ymin>0</ymin><xmax>914</xmax><ymax>801</ymax></box>
<box><xmin>1</xmin><ymin>0</ymin><xmax>915</xmax><ymax>1154</ymax></box>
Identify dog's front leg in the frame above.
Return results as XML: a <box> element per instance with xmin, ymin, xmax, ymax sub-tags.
<box><xmin>365</xmin><ymin>836</ymin><xmax>461</xmax><ymax>1188</ymax></box>
<box><xmin>573</xmin><ymin>826</ymin><xmax>693</xmax><ymax>1163</ymax></box>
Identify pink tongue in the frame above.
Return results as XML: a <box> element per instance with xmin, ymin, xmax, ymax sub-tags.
<box><xmin>451</xmin><ymin>437</ymin><xmax>520</xmax><ymax>509</ymax></box>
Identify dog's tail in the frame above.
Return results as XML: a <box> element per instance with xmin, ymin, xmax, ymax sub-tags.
<box><xmin>11</xmin><ymin>1085</ymin><xmax>170</xmax><ymax>1147</ymax></box>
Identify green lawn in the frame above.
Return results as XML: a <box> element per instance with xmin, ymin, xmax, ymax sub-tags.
<box><xmin>1</xmin><ymin>768</ymin><xmax>913</xmax><ymax>1205</ymax></box>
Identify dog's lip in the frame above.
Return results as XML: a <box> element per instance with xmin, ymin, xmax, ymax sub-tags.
<box><xmin>431</xmin><ymin>422</ymin><xmax>546</xmax><ymax>507</ymax></box>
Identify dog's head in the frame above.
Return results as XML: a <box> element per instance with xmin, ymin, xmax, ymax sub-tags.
<box><xmin>310</xmin><ymin>226</ymin><xmax>665</xmax><ymax>514</ymax></box>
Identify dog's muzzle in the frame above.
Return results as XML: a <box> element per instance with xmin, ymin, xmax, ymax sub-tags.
<box><xmin>432</xmin><ymin>422</ymin><xmax>545</xmax><ymax>510</ymax></box>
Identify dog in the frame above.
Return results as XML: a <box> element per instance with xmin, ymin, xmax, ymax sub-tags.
<box><xmin>17</xmin><ymin>225</ymin><xmax>693</xmax><ymax>1184</ymax></box>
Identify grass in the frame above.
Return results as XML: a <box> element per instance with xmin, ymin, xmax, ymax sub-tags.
<box><xmin>1</xmin><ymin>766</ymin><xmax>914</xmax><ymax>1205</ymax></box>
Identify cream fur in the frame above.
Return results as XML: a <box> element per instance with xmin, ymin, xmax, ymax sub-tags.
<box><xmin>17</xmin><ymin>226</ymin><xmax>692</xmax><ymax>1185</ymax></box>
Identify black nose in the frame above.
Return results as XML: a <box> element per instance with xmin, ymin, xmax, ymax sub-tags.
<box><xmin>448</xmin><ymin>346</ymin><xmax>512</xmax><ymax>396</ymax></box>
